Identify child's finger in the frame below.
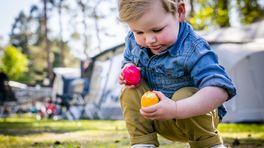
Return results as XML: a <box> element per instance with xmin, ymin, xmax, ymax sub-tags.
<box><xmin>140</xmin><ymin>105</ymin><xmax>157</xmax><ymax>113</ymax></box>
<box><xmin>152</xmin><ymin>91</ymin><xmax>166</xmax><ymax>100</ymax></box>
<box><xmin>140</xmin><ymin>109</ymin><xmax>156</xmax><ymax>119</ymax></box>
<box><xmin>126</xmin><ymin>84</ymin><xmax>135</xmax><ymax>88</ymax></box>
<box><xmin>118</xmin><ymin>75</ymin><xmax>125</xmax><ymax>84</ymax></box>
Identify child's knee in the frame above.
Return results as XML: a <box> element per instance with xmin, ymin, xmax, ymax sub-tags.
<box><xmin>172</xmin><ymin>87</ymin><xmax>198</xmax><ymax>101</ymax></box>
<box><xmin>119</xmin><ymin>81</ymin><xmax>151</xmax><ymax>107</ymax></box>
<box><xmin>120</xmin><ymin>87</ymin><xmax>140</xmax><ymax>107</ymax></box>
<box><xmin>176</xmin><ymin>111</ymin><xmax>222</xmax><ymax>147</ymax></box>
<box><xmin>120</xmin><ymin>81</ymin><xmax>150</xmax><ymax>98</ymax></box>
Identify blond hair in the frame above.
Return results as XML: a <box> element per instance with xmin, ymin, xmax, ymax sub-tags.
<box><xmin>118</xmin><ymin>0</ymin><xmax>182</xmax><ymax>22</ymax></box>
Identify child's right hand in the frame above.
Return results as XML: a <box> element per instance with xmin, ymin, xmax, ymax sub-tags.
<box><xmin>140</xmin><ymin>91</ymin><xmax>178</xmax><ymax>120</ymax></box>
<box><xmin>119</xmin><ymin>63</ymin><xmax>141</xmax><ymax>88</ymax></box>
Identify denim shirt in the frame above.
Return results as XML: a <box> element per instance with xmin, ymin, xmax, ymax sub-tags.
<box><xmin>122</xmin><ymin>21</ymin><xmax>236</xmax><ymax>119</ymax></box>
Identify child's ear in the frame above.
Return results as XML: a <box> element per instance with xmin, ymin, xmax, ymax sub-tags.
<box><xmin>177</xmin><ymin>2</ymin><xmax>186</xmax><ymax>22</ymax></box>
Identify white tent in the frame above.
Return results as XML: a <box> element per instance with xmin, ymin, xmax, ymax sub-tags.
<box><xmin>83</xmin><ymin>51</ymin><xmax>124</xmax><ymax>119</ymax></box>
<box><xmin>212</xmin><ymin>40</ymin><xmax>264</xmax><ymax>123</ymax></box>
<box><xmin>203</xmin><ymin>21</ymin><xmax>264</xmax><ymax>122</ymax></box>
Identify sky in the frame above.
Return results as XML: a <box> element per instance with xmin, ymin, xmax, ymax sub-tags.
<box><xmin>0</xmin><ymin>0</ymin><xmax>37</xmax><ymax>46</ymax></box>
<box><xmin>0</xmin><ymin>0</ymin><xmax>127</xmax><ymax>58</ymax></box>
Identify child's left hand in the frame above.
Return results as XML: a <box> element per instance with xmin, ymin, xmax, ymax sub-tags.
<box><xmin>140</xmin><ymin>91</ymin><xmax>177</xmax><ymax>120</ymax></box>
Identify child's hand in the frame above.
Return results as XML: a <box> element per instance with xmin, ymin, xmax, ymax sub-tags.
<box><xmin>119</xmin><ymin>63</ymin><xmax>141</xmax><ymax>88</ymax></box>
<box><xmin>140</xmin><ymin>91</ymin><xmax>177</xmax><ymax>120</ymax></box>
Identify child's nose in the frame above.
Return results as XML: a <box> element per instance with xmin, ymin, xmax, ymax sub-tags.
<box><xmin>145</xmin><ymin>34</ymin><xmax>156</xmax><ymax>44</ymax></box>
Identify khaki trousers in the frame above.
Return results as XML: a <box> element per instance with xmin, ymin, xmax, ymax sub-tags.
<box><xmin>119</xmin><ymin>81</ymin><xmax>223</xmax><ymax>148</ymax></box>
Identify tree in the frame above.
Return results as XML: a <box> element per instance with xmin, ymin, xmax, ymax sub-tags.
<box><xmin>77</xmin><ymin>0</ymin><xmax>90</xmax><ymax>59</ymax></box>
<box><xmin>0</xmin><ymin>46</ymin><xmax>29</xmax><ymax>80</ymax></box>
<box><xmin>188</xmin><ymin>0</ymin><xmax>264</xmax><ymax>30</ymax></box>
<box><xmin>8</xmin><ymin>0</ymin><xmax>83</xmax><ymax>84</ymax></box>
<box><xmin>188</xmin><ymin>0</ymin><xmax>215</xmax><ymax>30</ymax></box>
<box><xmin>236</xmin><ymin>0</ymin><xmax>264</xmax><ymax>24</ymax></box>
<box><xmin>189</xmin><ymin>0</ymin><xmax>194</xmax><ymax>17</ymax></box>
<box><xmin>188</xmin><ymin>0</ymin><xmax>230</xmax><ymax>30</ymax></box>
<box><xmin>49</xmin><ymin>0</ymin><xmax>66</xmax><ymax>67</ymax></box>
<box><xmin>43</xmin><ymin>0</ymin><xmax>52</xmax><ymax>83</ymax></box>
<box><xmin>92</xmin><ymin>0</ymin><xmax>103</xmax><ymax>52</ymax></box>
<box><xmin>74</xmin><ymin>0</ymin><xmax>117</xmax><ymax>58</ymax></box>
<box><xmin>216</xmin><ymin>0</ymin><xmax>230</xmax><ymax>28</ymax></box>
<box><xmin>10</xmin><ymin>11</ymin><xmax>31</xmax><ymax>55</ymax></box>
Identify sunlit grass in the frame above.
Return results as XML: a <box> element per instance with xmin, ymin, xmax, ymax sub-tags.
<box><xmin>219</xmin><ymin>123</ymin><xmax>264</xmax><ymax>139</ymax></box>
<box><xmin>0</xmin><ymin>115</ymin><xmax>264</xmax><ymax>148</ymax></box>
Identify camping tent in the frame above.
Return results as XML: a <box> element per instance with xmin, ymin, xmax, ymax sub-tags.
<box><xmin>83</xmin><ymin>45</ymin><xmax>124</xmax><ymax>120</ymax></box>
<box><xmin>212</xmin><ymin>39</ymin><xmax>264</xmax><ymax>123</ymax></box>
<box><xmin>202</xmin><ymin>21</ymin><xmax>264</xmax><ymax>123</ymax></box>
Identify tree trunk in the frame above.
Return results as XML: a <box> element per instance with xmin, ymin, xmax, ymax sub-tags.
<box><xmin>189</xmin><ymin>0</ymin><xmax>194</xmax><ymax>17</ymax></box>
<box><xmin>58</xmin><ymin>0</ymin><xmax>64</xmax><ymax>67</ymax></box>
<box><xmin>43</xmin><ymin>0</ymin><xmax>52</xmax><ymax>84</ymax></box>
<box><xmin>93</xmin><ymin>0</ymin><xmax>102</xmax><ymax>52</ymax></box>
<box><xmin>78</xmin><ymin>0</ymin><xmax>89</xmax><ymax>59</ymax></box>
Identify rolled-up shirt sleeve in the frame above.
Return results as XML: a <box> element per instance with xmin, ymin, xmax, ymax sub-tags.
<box><xmin>186</xmin><ymin>39</ymin><xmax>236</xmax><ymax>100</ymax></box>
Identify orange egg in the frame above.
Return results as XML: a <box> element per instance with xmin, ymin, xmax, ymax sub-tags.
<box><xmin>141</xmin><ymin>91</ymin><xmax>159</xmax><ymax>107</ymax></box>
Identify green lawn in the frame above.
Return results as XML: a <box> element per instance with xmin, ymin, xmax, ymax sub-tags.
<box><xmin>0</xmin><ymin>115</ymin><xmax>264</xmax><ymax>148</ymax></box>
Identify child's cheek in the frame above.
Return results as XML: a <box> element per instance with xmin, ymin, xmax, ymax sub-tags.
<box><xmin>135</xmin><ymin>36</ymin><xmax>145</xmax><ymax>47</ymax></box>
<box><xmin>159</xmin><ymin>33</ymin><xmax>177</xmax><ymax>45</ymax></box>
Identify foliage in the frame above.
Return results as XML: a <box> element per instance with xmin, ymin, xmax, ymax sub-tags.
<box><xmin>215</xmin><ymin>0</ymin><xmax>230</xmax><ymax>27</ymax></box>
<box><xmin>188</xmin><ymin>0</ymin><xmax>229</xmax><ymax>30</ymax></box>
<box><xmin>188</xmin><ymin>0</ymin><xmax>264</xmax><ymax>30</ymax></box>
<box><xmin>189</xmin><ymin>4</ymin><xmax>214</xmax><ymax>30</ymax></box>
<box><xmin>9</xmin><ymin>3</ymin><xmax>79</xmax><ymax>85</ymax></box>
<box><xmin>0</xmin><ymin>46</ymin><xmax>29</xmax><ymax>80</ymax></box>
<box><xmin>236</xmin><ymin>0</ymin><xmax>264</xmax><ymax>24</ymax></box>
<box><xmin>9</xmin><ymin>12</ymin><xmax>31</xmax><ymax>55</ymax></box>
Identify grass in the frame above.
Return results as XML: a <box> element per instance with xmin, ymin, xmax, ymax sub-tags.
<box><xmin>0</xmin><ymin>115</ymin><xmax>264</xmax><ymax>148</ymax></box>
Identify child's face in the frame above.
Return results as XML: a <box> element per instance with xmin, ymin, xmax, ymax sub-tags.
<box><xmin>128</xmin><ymin>0</ymin><xmax>180</xmax><ymax>55</ymax></box>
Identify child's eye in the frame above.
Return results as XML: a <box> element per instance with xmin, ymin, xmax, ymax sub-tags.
<box><xmin>153</xmin><ymin>28</ymin><xmax>163</xmax><ymax>33</ymax></box>
<box><xmin>135</xmin><ymin>31</ymin><xmax>143</xmax><ymax>35</ymax></box>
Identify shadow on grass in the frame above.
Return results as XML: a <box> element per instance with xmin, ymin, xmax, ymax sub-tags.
<box><xmin>0</xmin><ymin>121</ymin><xmax>84</xmax><ymax>136</ymax></box>
<box><xmin>0</xmin><ymin>117</ymin><xmax>127</xmax><ymax>137</ymax></box>
<box><xmin>224</xmin><ymin>137</ymin><xmax>264</xmax><ymax>147</ymax></box>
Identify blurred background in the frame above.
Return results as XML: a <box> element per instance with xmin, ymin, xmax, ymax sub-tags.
<box><xmin>0</xmin><ymin>0</ymin><xmax>264</xmax><ymax>147</ymax></box>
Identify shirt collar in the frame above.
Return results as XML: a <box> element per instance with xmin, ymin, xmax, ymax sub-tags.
<box><xmin>168</xmin><ymin>21</ymin><xmax>191</xmax><ymax>56</ymax></box>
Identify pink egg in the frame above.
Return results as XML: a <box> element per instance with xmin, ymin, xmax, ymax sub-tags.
<box><xmin>122</xmin><ymin>65</ymin><xmax>141</xmax><ymax>85</ymax></box>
